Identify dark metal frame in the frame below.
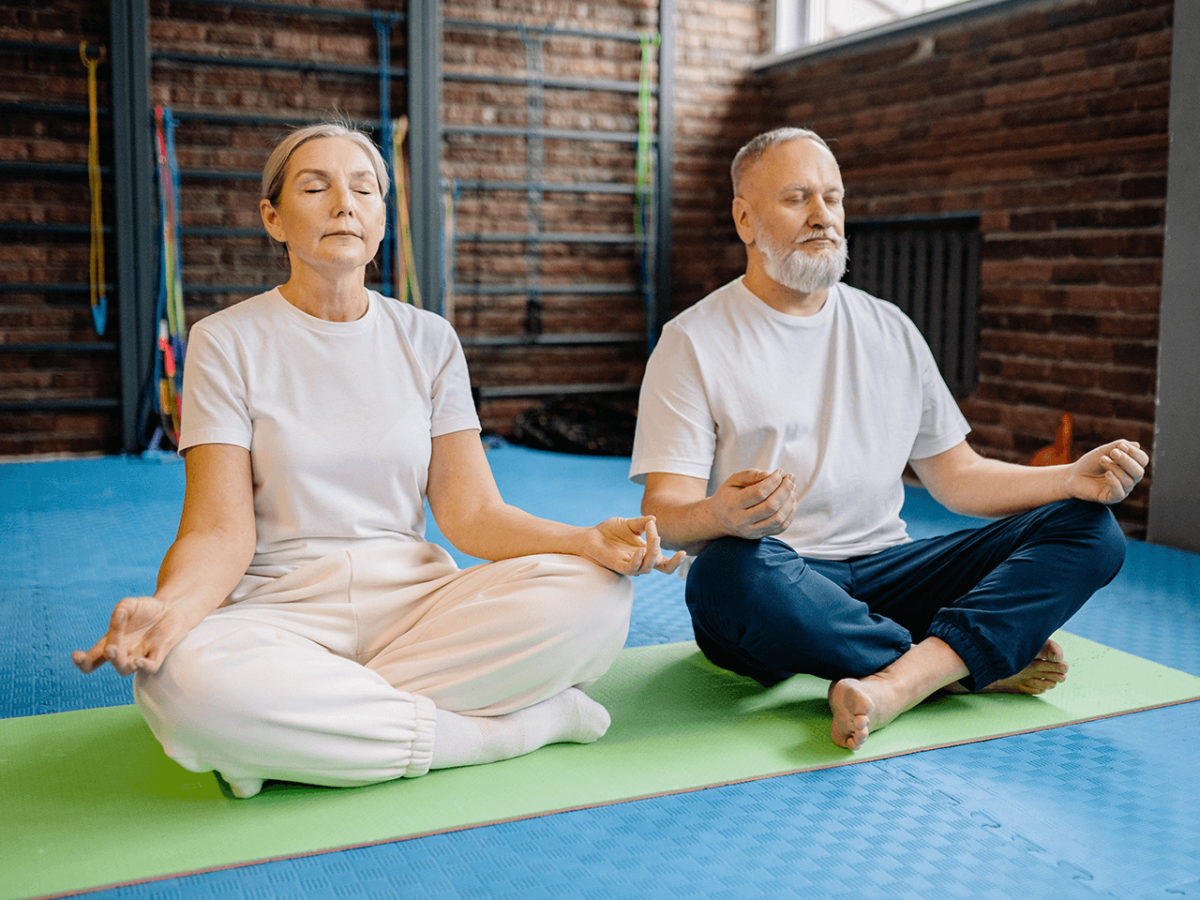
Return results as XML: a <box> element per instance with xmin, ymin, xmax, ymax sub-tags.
<box><xmin>110</xmin><ymin>0</ymin><xmax>159</xmax><ymax>451</ymax></box>
<box><xmin>3</xmin><ymin>0</ymin><xmax>674</xmax><ymax>445</ymax></box>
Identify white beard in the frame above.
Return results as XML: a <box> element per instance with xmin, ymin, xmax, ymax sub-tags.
<box><xmin>757</xmin><ymin>231</ymin><xmax>849</xmax><ymax>293</ymax></box>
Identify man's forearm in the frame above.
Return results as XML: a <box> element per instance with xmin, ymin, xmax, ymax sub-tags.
<box><xmin>928</xmin><ymin>456</ymin><xmax>1072</xmax><ymax>519</ymax></box>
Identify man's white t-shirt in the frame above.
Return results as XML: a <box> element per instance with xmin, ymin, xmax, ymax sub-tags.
<box><xmin>179</xmin><ymin>289</ymin><xmax>481</xmax><ymax>582</ymax></box>
<box><xmin>630</xmin><ymin>277</ymin><xmax>970</xmax><ymax>562</ymax></box>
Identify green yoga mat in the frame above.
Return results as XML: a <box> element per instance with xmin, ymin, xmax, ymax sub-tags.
<box><xmin>4</xmin><ymin>632</ymin><xmax>1199</xmax><ymax>900</ymax></box>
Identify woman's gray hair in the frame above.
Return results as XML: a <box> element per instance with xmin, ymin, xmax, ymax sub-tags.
<box><xmin>261</xmin><ymin>121</ymin><xmax>390</xmax><ymax>205</ymax></box>
<box><xmin>731</xmin><ymin>127</ymin><xmax>833</xmax><ymax>195</ymax></box>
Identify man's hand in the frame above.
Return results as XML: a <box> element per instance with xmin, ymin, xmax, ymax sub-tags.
<box><xmin>72</xmin><ymin>596</ymin><xmax>192</xmax><ymax>677</ymax></box>
<box><xmin>710</xmin><ymin>468</ymin><xmax>797</xmax><ymax>539</ymax></box>
<box><xmin>1064</xmin><ymin>440</ymin><xmax>1148</xmax><ymax>505</ymax></box>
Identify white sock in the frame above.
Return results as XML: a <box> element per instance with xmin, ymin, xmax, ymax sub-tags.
<box><xmin>430</xmin><ymin>687</ymin><xmax>611</xmax><ymax>770</ymax></box>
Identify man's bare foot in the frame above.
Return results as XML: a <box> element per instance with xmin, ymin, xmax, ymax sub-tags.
<box><xmin>942</xmin><ymin>639</ymin><xmax>1068</xmax><ymax>696</ymax></box>
<box><xmin>827</xmin><ymin>637</ymin><xmax>971</xmax><ymax>751</ymax></box>
<box><xmin>980</xmin><ymin>639</ymin><xmax>1067</xmax><ymax>694</ymax></box>
<box><xmin>828</xmin><ymin>677</ymin><xmax>894</xmax><ymax>751</ymax></box>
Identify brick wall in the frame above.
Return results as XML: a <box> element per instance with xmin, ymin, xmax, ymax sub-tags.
<box><xmin>749</xmin><ymin>0</ymin><xmax>1171</xmax><ymax>534</ymax></box>
<box><xmin>2</xmin><ymin>0</ymin><xmax>766</xmax><ymax>451</ymax></box>
<box><xmin>667</xmin><ymin>0</ymin><xmax>766</xmax><ymax>312</ymax></box>
<box><xmin>0</xmin><ymin>0</ymin><xmax>122</xmax><ymax>454</ymax></box>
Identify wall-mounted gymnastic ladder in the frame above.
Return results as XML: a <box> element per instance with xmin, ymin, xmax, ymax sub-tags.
<box><xmin>439</xmin><ymin>12</ymin><xmax>675</xmax><ymax>403</ymax></box>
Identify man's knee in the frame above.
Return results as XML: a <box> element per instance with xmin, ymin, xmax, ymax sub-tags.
<box><xmin>1048</xmin><ymin>499</ymin><xmax>1127</xmax><ymax>583</ymax></box>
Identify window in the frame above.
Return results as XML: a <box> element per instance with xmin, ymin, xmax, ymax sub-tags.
<box><xmin>775</xmin><ymin>0</ymin><xmax>988</xmax><ymax>55</ymax></box>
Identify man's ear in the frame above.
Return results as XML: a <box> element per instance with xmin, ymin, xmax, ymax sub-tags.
<box><xmin>732</xmin><ymin>197</ymin><xmax>756</xmax><ymax>246</ymax></box>
<box><xmin>260</xmin><ymin>198</ymin><xmax>286</xmax><ymax>243</ymax></box>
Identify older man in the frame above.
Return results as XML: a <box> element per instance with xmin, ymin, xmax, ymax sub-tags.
<box><xmin>631</xmin><ymin>127</ymin><xmax>1147</xmax><ymax>750</ymax></box>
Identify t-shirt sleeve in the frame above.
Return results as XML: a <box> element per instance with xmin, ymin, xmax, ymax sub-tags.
<box><xmin>425</xmin><ymin>317</ymin><xmax>481</xmax><ymax>437</ymax></box>
<box><xmin>178</xmin><ymin>322</ymin><xmax>253</xmax><ymax>454</ymax></box>
<box><xmin>908</xmin><ymin>324</ymin><xmax>971</xmax><ymax>460</ymax></box>
<box><xmin>629</xmin><ymin>323</ymin><xmax>717</xmax><ymax>485</ymax></box>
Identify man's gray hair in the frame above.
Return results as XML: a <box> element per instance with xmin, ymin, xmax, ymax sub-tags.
<box><xmin>731</xmin><ymin>127</ymin><xmax>833</xmax><ymax>196</ymax></box>
<box><xmin>261</xmin><ymin>119</ymin><xmax>390</xmax><ymax>206</ymax></box>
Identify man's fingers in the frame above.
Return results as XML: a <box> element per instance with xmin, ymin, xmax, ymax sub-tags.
<box><xmin>730</xmin><ymin>470</ymin><xmax>785</xmax><ymax>508</ymax></box>
<box><xmin>727</xmin><ymin>468</ymin><xmax>776</xmax><ymax>488</ymax></box>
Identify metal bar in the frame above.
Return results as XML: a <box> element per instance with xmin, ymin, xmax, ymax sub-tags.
<box><xmin>444</xmin><ymin>71</ymin><xmax>648</xmax><ymax>95</ymax></box>
<box><xmin>475</xmin><ymin>383</ymin><xmax>639</xmax><ymax>399</ymax></box>
<box><xmin>0</xmin><ymin>102</ymin><xmax>108</xmax><ymax>117</ymax></box>
<box><xmin>182</xmin><ymin>284</ymin><xmax>273</xmax><ymax>294</ymax></box>
<box><xmin>459</xmin><ymin>333</ymin><xmax>644</xmax><ymax>346</ymax></box>
<box><xmin>457</xmin><ymin>232</ymin><xmax>644</xmax><ymax>244</ymax></box>
<box><xmin>111</xmin><ymin>0</ymin><xmax>158</xmax><ymax>451</ymax></box>
<box><xmin>443</xmin><ymin>18</ymin><xmax>644</xmax><ymax>44</ymax></box>
<box><xmin>152</xmin><ymin>50</ymin><xmax>405</xmax><ymax>79</ymax></box>
<box><xmin>442</xmin><ymin>124</ymin><xmax>648</xmax><ymax>144</ymax></box>
<box><xmin>455</xmin><ymin>179</ymin><xmax>636</xmax><ymax>194</ymax></box>
<box><xmin>845</xmin><ymin>211</ymin><xmax>981</xmax><ymax>226</ymax></box>
<box><xmin>179</xmin><ymin>226</ymin><xmax>268</xmax><ymax>237</ymax></box>
<box><xmin>408</xmin><ymin>0</ymin><xmax>442</xmax><ymax>316</ymax></box>
<box><xmin>0</xmin><ymin>282</ymin><xmax>113</xmax><ymax>293</ymax></box>
<box><xmin>0</xmin><ymin>223</ymin><xmax>112</xmax><ymax>236</ymax></box>
<box><xmin>652</xmin><ymin>0</ymin><xmax>675</xmax><ymax>342</ymax></box>
<box><xmin>168</xmin><ymin>0</ymin><xmax>403</xmax><ymax>23</ymax></box>
<box><xmin>0</xmin><ymin>399</ymin><xmax>121</xmax><ymax>411</ymax></box>
<box><xmin>0</xmin><ymin>40</ymin><xmax>93</xmax><ymax>54</ymax></box>
<box><xmin>0</xmin><ymin>162</ymin><xmax>111</xmax><ymax>177</ymax></box>
<box><xmin>454</xmin><ymin>283</ymin><xmax>637</xmax><ymax>295</ymax></box>
<box><xmin>179</xmin><ymin>168</ymin><xmax>260</xmax><ymax>181</ymax></box>
<box><xmin>169</xmin><ymin>109</ymin><xmax>380</xmax><ymax>128</ymax></box>
<box><xmin>0</xmin><ymin>342</ymin><xmax>119</xmax><ymax>353</ymax></box>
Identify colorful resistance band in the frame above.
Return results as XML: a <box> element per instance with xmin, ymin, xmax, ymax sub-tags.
<box><xmin>391</xmin><ymin>116</ymin><xmax>422</xmax><ymax>308</ymax></box>
<box><xmin>440</xmin><ymin>178</ymin><xmax>459</xmax><ymax>324</ymax></box>
<box><xmin>80</xmin><ymin>41</ymin><xmax>107</xmax><ymax>336</ymax></box>
<box><xmin>153</xmin><ymin>106</ymin><xmax>186</xmax><ymax>447</ymax></box>
<box><xmin>636</xmin><ymin>31</ymin><xmax>661</xmax><ymax>350</ymax></box>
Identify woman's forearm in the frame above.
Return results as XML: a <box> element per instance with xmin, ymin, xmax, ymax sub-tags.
<box><xmin>153</xmin><ymin>527</ymin><xmax>256</xmax><ymax>624</ymax></box>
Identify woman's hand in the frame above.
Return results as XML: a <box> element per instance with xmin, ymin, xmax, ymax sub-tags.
<box><xmin>72</xmin><ymin>596</ymin><xmax>192</xmax><ymax>676</ymax></box>
<box><xmin>579</xmin><ymin>515</ymin><xmax>686</xmax><ymax>576</ymax></box>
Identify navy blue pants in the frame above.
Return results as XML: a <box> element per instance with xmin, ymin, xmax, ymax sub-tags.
<box><xmin>685</xmin><ymin>499</ymin><xmax>1126</xmax><ymax>691</ymax></box>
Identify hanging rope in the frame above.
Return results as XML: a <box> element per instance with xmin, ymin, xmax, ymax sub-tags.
<box><xmin>440</xmin><ymin>177</ymin><xmax>459</xmax><ymax>324</ymax></box>
<box><xmin>373</xmin><ymin>12</ymin><xmax>399</xmax><ymax>290</ymax></box>
<box><xmin>152</xmin><ymin>106</ymin><xmax>186</xmax><ymax>447</ymax></box>
<box><xmin>636</xmin><ymin>31</ymin><xmax>660</xmax><ymax>351</ymax></box>
<box><xmin>80</xmin><ymin>41</ymin><xmax>107</xmax><ymax>336</ymax></box>
<box><xmin>391</xmin><ymin>116</ymin><xmax>422</xmax><ymax>307</ymax></box>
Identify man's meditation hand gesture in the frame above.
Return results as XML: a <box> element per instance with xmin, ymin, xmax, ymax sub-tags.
<box><xmin>1064</xmin><ymin>440</ymin><xmax>1148</xmax><ymax>506</ymax></box>
<box><xmin>710</xmin><ymin>469</ymin><xmax>798</xmax><ymax>540</ymax></box>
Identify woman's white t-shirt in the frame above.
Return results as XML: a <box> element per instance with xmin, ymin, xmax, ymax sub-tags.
<box><xmin>179</xmin><ymin>289</ymin><xmax>480</xmax><ymax>583</ymax></box>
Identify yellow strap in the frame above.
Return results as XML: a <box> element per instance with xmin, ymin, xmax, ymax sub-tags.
<box><xmin>80</xmin><ymin>42</ymin><xmax>106</xmax><ymax>329</ymax></box>
<box><xmin>392</xmin><ymin>117</ymin><xmax>422</xmax><ymax>309</ymax></box>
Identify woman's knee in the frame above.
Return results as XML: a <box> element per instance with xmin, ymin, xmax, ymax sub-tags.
<box><xmin>524</xmin><ymin>554</ymin><xmax>633</xmax><ymax>646</ymax></box>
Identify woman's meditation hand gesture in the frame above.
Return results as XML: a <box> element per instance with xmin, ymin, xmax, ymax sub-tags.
<box><xmin>582</xmin><ymin>515</ymin><xmax>685</xmax><ymax>577</ymax></box>
<box><xmin>72</xmin><ymin>596</ymin><xmax>192</xmax><ymax>676</ymax></box>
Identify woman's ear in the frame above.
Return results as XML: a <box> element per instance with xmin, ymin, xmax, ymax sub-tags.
<box><xmin>260</xmin><ymin>198</ymin><xmax>286</xmax><ymax>243</ymax></box>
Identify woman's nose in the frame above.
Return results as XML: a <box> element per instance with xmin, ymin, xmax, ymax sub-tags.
<box><xmin>331</xmin><ymin>182</ymin><xmax>356</xmax><ymax>215</ymax></box>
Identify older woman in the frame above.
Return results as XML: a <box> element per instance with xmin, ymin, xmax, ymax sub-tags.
<box><xmin>74</xmin><ymin>123</ymin><xmax>680</xmax><ymax>799</ymax></box>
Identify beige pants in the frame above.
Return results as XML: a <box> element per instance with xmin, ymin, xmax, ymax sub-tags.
<box><xmin>133</xmin><ymin>542</ymin><xmax>632</xmax><ymax>789</ymax></box>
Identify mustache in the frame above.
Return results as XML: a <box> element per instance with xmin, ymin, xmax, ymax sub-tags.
<box><xmin>795</xmin><ymin>231</ymin><xmax>844</xmax><ymax>247</ymax></box>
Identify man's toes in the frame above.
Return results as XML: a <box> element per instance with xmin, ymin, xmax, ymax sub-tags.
<box><xmin>1040</xmin><ymin>639</ymin><xmax>1065</xmax><ymax>663</ymax></box>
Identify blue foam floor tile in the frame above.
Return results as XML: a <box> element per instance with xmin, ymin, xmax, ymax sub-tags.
<box><xmin>5</xmin><ymin>447</ymin><xmax>1200</xmax><ymax>900</ymax></box>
